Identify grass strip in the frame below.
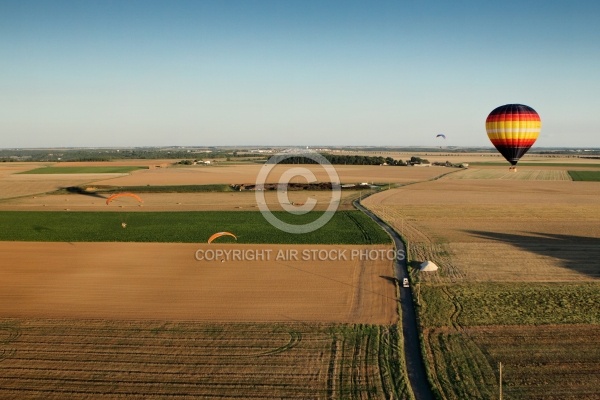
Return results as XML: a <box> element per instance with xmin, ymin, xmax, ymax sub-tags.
<box><xmin>568</xmin><ymin>170</ymin><xmax>600</xmax><ymax>181</ymax></box>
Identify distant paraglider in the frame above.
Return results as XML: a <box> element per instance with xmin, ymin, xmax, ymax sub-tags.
<box><xmin>105</xmin><ymin>192</ymin><xmax>143</xmax><ymax>228</ymax></box>
<box><xmin>436</xmin><ymin>134</ymin><xmax>446</xmax><ymax>149</ymax></box>
<box><xmin>105</xmin><ymin>192</ymin><xmax>143</xmax><ymax>206</ymax></box>
<box><xmin>486</xmin><ymin>104</ymin><xmax>541</xmax><ymax>171</ymax></box>
<box><xmin>208</xmin><ymin>231</ymin><xmax>237</xmax><ymax>244</ymax></box>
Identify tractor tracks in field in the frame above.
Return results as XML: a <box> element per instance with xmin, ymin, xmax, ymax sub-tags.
<box><xmin>0</xmin><ymin>323</ymin><xmax>20</xmax><ymax>363</ymax></box>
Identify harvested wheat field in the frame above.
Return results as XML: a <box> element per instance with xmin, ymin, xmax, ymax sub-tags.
<box><xmin>447</xmin><ymin>168</ymin><xmax>572</xmax><ymax>180</ymax></box>
<box><xmin>0</xmin><ymin>319</ymin><xmax>409</xmax><ymax>399</ymax></box>
<box><xmin>0</xmin><ymin>190</ymin><xmax>361</xmax><ymax>212</ymax></box>
<box><xmin>89</xmin><ymin>163</ymin><xmax>448</xmax><ymax>187</ymax></box>
<box><xmin>0</xmin><ymin>163</ymin><xmax>128</xmax><ymax>200</ymax></box>
<box><xmin>363</xmin><ymin>165</ymin><xmax>600</xmax><ymax>399</ymax></box>
<box><xmin>364</xmin><ymin>175</ymin><xmax>600</xmax><ymax>282</ymax></box>
<box><xmin>0</xmin><ymin>242</ymin><xmax>396</xmax><ymax>324</ymax></box>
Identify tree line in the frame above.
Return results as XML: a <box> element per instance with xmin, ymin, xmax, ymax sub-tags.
<box><xmin>276</xmin><ymin>154</ymin><xmax>430</xmax><ymax>166</ymax></box>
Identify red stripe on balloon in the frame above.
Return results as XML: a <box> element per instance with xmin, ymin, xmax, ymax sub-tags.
<box><xmin>486</xmin><ymin>113</ymin><xmax>540</xmax><ymax>122</ymax></box>
<box><xmin>490</xmin><ymin>139</ymin><xmax>537</xmax><ymax>147</ymax></box>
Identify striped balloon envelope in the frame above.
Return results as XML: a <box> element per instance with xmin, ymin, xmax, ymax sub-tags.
<box><xmin>486</xmin><ymin>104</ymin><xmax>541</xmax><ymax>168</ymax></box>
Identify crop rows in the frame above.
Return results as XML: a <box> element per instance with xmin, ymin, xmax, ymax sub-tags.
<box><xmin>424</xmin><ymin>325</ymin><xmax>600</xmax><ymax>400</ymax></box>
<box><xmin>0</xmin><ymin>319</ymin><xmax>408</xmax><ymax>399</ymax></box>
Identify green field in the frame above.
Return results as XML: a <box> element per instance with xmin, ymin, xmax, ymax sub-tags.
<box><xmin>568</xmin><ymin>170</ymin><xmax>600</xmax><ymax>181</ymax></box>
<box><xmin>415</xmin><ymin>282</ymin><xmax>600</xmax><ymax>399</ymax></box>
<box><xmin>0</xmin><ymin>320</ymin><xmax>410</xmax><ymax>399</ymax></box>
<box><xmin>419</xmin><ymin>283</ymin><xmax>600</xmax><ymax>328</ymax></box>
<box><xmin>424</xmin><ymin>325</ymin><xmax>599</xmax><ymax>400</ymax></box>
<box><xmin>0</xmin><ymin>210</ymin><xmax>391</xmax><ymax>244</ymax></box>
<box><xmin>20</xmin><ymin>166</ymin><xmax>147</xmax><ymax>174</ymax></box>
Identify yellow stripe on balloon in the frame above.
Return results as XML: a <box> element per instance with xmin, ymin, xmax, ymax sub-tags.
<box><xmin>486</xmin><ymin>132</ymin><xmax>540</xmax><ymax>140</ymax></box>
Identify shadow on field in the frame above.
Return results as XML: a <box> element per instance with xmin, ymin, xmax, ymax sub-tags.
<box><xmin>466</xmin><ymin>230</ymin><xmax>600</xmax><ymax>279</ymax></box>
<box><xmin>62</xmin><ymin>186</ymin><xmax>107</xmax><ymax>199</ymax></box>
<box><xmin>408</xmin><ymin>260</ymin><xmax>423</xmax><ymax>270</ymax></box>
<box><xmin>379</xmin><ymin>275</ymin><xmax>397</xmax><ymax>285</ymax></box>
<box><xmin>32</xmin><ymin>225</ymin><xmax>75</xmax><ymax>245</ymax></box>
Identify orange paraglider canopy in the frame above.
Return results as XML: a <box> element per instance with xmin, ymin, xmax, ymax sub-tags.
<box><xmin>105</xmin><ymin>192</ymin><xmax>143</xmax><ymax>206</ymax></box>
<box><xmin>208</xmin><ymin>231</ymin><xmax>237</xmax><ymax>244</ymax></box>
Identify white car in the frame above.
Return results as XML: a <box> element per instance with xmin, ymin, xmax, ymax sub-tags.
<box><xmin>402</xmin><ymin>278</ymin><xmax>409</xmax><ymax>287</ymax></box>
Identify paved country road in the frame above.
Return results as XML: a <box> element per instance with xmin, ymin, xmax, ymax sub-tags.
<box><xmin>354</xmin><ymin>199</ymin><xmax>435</xmax><ymax>400</ymax></box>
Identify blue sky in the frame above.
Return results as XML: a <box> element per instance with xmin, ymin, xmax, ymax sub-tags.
<box><xmin>1</xmin><ymin>0</ymin><xmax>599</xmax><ymax>148</ymax></box>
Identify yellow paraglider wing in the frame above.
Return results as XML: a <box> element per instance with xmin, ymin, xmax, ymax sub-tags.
<box><xmin>208</xmin><ymin>231</ymin><xmax>237</xmax><ymax>244</ymax></box>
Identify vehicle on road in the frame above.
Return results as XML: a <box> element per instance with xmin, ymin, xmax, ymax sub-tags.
<box><xmin>402</xmin><ymin>278</ymin><xmax>409</xmax><ymax>287</ymax></box>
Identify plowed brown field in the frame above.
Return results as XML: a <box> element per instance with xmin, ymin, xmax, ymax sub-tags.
<box><xmin>0</xmin><ymin>242</ymin><xmax>397</xmax><ymax>324</ymax></box>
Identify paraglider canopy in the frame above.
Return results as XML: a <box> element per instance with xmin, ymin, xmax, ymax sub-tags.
<box><xmin>436</xmin><ymin>134</ymin><xmax>446</xmax><ymax>139</ymax></box>
<box><xmin>208</xmin><ymin>231</ymin><xmax>237</xmax><ymax>244</ymax></box>
<box><xmin>105</xmin><ymin>192</ymin><xmax>143</xmax><ymax>206</ymax></box>
<box><xmin>486</xmin><ymin>104</ymin><xmax>541</xmax><ymax>169</ymax></box>
<box><xmin>105</xmin><ymin>193</ymin><xmax>143</xmax><ymax>229</ymax></box>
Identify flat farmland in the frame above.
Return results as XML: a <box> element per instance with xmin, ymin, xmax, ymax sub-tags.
<box><xmin>0</xmin><ymin>211</ymin><xmax>391</xmax><ymax>244</ymax></box>
<box><xmin>0</xmin><ymin>163</ymin><xmax>128</xmax><ymax>200</ymax></box>
<box><xmin>569</xmin><ymin>170</ymin><xmax>600</xmax><ymax>181</ymax></box>
<box><xmin>89</xmin><ymin>163</ymin><xmax>448</xmax><ymax>186</ymax></box>
<box><xmin>339</xmin><ymin>150</ymin><xmax>600</xmax><ymax>166</ymax></box>
<box><xmin>447</xmin><ymin>168</ymin><xmax>571</xmax><ymax>180</ymax></box>
<box><xmin>0</xmin><ymin>242</ymin><xmax>397</xmax><ymax>324</ymax></box>
<box><xmin>0</xmin><ymin>319</ymin><xmax>409</xmax><ymax>399</ymax></box>
<box><xmin>0</xmin><ymin>162</ymin><xmax>449</xmax><ymax>204</ymax></box>
<box><xmin>363</xmin><ymin>166</ymin><xmax>600</xmax><ymax>399</ymax></box>
<box><xmin>19</xmin><ymin>166</ymin><xmax>147</xmax><ymax>174</ymax></box>
<box><xmin>0</xmin><ymin>191</ymin><xmax>362</xmax><ymax>212</ymax></box>
<box><xmin>0</xmin><ymin>158</ymin><xmax>406</xmax><ymax>398</ymax></box>
<box><xmin>364</xmin><ymin>177</ymin><xmax>600</xmax><ymax>282</ymax></box>
<box><xmin>424</xmin><ymin>325</ymin><xmax>600</xmax><ymax>400</ymax></box>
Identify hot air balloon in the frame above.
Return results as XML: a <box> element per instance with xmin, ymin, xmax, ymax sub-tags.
<box><xmin>486</xmin><ymin>104</ymin><xmax>541</xmax><ymax>171</ymax></box>
<box><xmin>208</xmin><ymin>231</ymin><xmax>237</xmax><ymax>244</ymax></box>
